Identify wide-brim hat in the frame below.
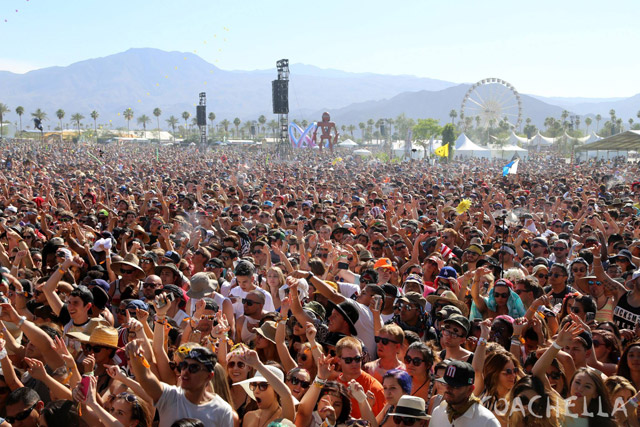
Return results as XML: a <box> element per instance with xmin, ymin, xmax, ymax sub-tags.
<box><xmin>388</xmin><ymin>395</ymin><xmax>430</xmax><ymax>420</ymax></box>
<box><xmin>187</xmin><ymin>272</ymin><xmax>216</xmax><ymax>299</ymax></box>
<box><xmin>254</xmin><ymin>321</ymin><xmax>277</xmax><ymax>344</ymax></box>
<box><xmin>234</xmin><ymin>366</ymin><xmax>294</xmax><ymax>402</ymax></box>
<box><xmin>67</xmin><ymin>325</ymin><xmax>119</xmax><ymax>349</ymax></box>
<box><xmin>426</xmin><ymin>290</ymin><xmax>469</xmax><ymax>317</ymax></box>
<box><xmin>328</xmin><ymin>300</ymin><xmax>359</xmax><ymax>336</ymax></box>
<box><xmin>155</xmin><ymin>263</ymin><xmax>181</xmax><ymax>278</ymax></box>
<box><xmin>331</xmin><ymin>227</ymin><xmax>354</xmax><ymax>240</ymax></box>
<box><xmin>131</xmin><ymin>225</ymin><xmax>150</xmax><ymax>244</ymax></box>
<box><xmin>112</xmin><ymin>254</ymin><xmax>145</xmax><ymax>280</ymax></box>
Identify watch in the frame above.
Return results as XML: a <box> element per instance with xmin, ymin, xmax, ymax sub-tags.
<box><xmin>306</xmin><ymin>272</ymin><xmax>314</xmax><ymax>281</ymax></box>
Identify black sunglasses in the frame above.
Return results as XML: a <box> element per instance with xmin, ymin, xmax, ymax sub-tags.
<box><xmin>5</xmin><ymin>402</ymin><xmax>37</xmax><ymax>424</ymax></box>
<box><xmin>178</xmin><ymin>361</ymin><xmax>208</xmax><ymax>374</ymax></box>
<box><xmin>249</xmin><ymin>382</ymin><xmax>270</xmax><ymax>391</ymax></box>
<box><xmin>404</xmin><ymin>355</ymin><xmax>425</xmax><ymax>367</ymax></box>
<box><xmin>288</xmin><ymin>376</ymin><xmax>311</xmax><ymax>388</ymax></box>
<box><xmin>393</xmin><ymin>416</ymin><xmax>418</xmax><ymax>426</ymax></box>
<box><xmin>227</xmin><ymin>361</ymin><xmax>246</xmax><ymax>369</ymax></box>
<box><xmin>341</xmin><ymin>355</ymin><xmax>362</xmax><ymax>364</ymax></box>
<box><xmin>83</xmin><ymin>344</ymin><xmax>108</xmax><ymax>353</ymax></box>
<box><xmin>242</xmin><ymin>298</ymin><xmax>261</xmax><ymax>307</ymax></box>
<box><xmin>375</xmin><ymin>336</ymin><xmax>398</xmax><ymax>345</ymax></box>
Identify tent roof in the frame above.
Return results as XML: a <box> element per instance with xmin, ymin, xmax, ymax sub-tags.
<box><xmin>456</xmin><ymin>133</ymin><xmax>491</xmax><ymax>153</ymax></box>
<box><xmin>496</xmin><ymin>144</ymin><xmax>528</xmax><ymax>152</ymax></box>
<box><xmin>510</xmin><ymin>132</ymin><xmax>530</xmax><ymax>144</ymax></box>
<box><xmin>339</xmin><ymin>139</ymin><xmax>358</xmax><ymax>147</ymax></box>
<box><xmin>576</xmin><ymin>130</ymin><xmax>640</xmax><ymax>151</ymax></box>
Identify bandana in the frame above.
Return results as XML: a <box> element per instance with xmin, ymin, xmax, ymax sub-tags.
<box><xmin>446</xmin><ymin>395</ymin><xmax>481</xmax><ymax>422</ymax></box>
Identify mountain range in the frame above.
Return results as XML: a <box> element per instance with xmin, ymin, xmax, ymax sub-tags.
<box><xmin>0</xmin><ymin>48</ymin><xmax>638</xmax><ymax>130</ymax></box>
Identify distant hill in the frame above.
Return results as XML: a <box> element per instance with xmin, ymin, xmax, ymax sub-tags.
<box><xmin>324</xmin><ymin>84</ymin><xmax>567</xmax><ymax>129</ymax></box>
<box><xmin>0</xmin><ymin>48</ymin><xmax>457</xmax><ymax>124</ymax></box>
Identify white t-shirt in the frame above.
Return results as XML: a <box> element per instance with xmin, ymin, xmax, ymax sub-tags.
<box><xmin>338</xmin><ymin>282</ymin><xmax>376</xmax><ymax>354</ymax></box>
<box><xmin>156</xmin><ymin>384</ymin><xmax>234</xmax><ymax>427</ymax></box>
<box><xmin>430</xmin><ymin>400</ymin><xmax>500</xmax><ymax>427</ymax></box>
<box><xmin>228</xmin><ymin>286</ymin><xmax>275</xmax><ymax>318</ymax></box>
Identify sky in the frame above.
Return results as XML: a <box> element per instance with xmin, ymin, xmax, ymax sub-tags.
<box><xmin>1</xmin><ymin>0</ymin><xmax>640</xmax><ymax>98</ymax></box>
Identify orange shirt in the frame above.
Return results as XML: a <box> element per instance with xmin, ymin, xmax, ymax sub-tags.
<box><xmin>338</xmin><ymin>371</ymin><xmax>386</xmax><ymax>419</ymax></box>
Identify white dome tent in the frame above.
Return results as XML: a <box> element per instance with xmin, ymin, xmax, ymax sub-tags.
<box><xmin>453</xmin><ymin>133</ymin><xmax>491</xmax><ymax>159</ymax></box>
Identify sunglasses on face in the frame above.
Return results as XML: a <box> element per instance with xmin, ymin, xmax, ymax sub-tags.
<box><xmin>120</xmin><ymin>269</ymin><xmax>136</xmax><ymax>274</ymax></box>
<box><xmin>570</xmin><ymin>306</ymin><xmax>582</xmax><ymax>313</ymax></box>
<box><xmin>515</xmin><ymin>289</ymin><xmax>531</xmax><ymax>295</ymax></box>
<box><xmin>297</xmin><ymin>352</ymin><xmax>309</xmax><ymax>362</ymax></box>
<box><xmin>318</xmin><ymin>253</ymin><xmax>329</xmax><ymax>259</ymax></box>
<box><xmin>442</xmin><ymin>328</ymin><xmax>464</xmax><ymax>338</ymax></box>
<box><xmin>548</xmin><ymin>273</ymin><xmax>564</xmax><ymax>278</ymax></box>
<box><xmin>143</xmin><ymin>282</ymin><xmax>158</xmax><ymax>288</ymax></box>
<box><xmin>393</xmin><ymin>417</ymin><xmax>420</xmax><ymax>426</ymax></box>
<box><xmin>403</xmin><ymin>355</ymin><xmax>425</xmax><ymax>366</ymax></box>
<box><xmin>249</xmin><ymin>382</ymin><xmax>270</xmax><ymax>391</ymax></box>
<box><xmin>572</xmin><ymin>268</ymin><xmax>586</xmax><ymax>273</ymax></box>
<box><xmin>242</xmin><ymin>298</ymin><xmax>260</xmax><ymax>307</ymax></box>
<box><xmin>502</xmin><ymin>368</ymin><xmax>516</xmax><ymax>375</ymax></box>
<box><xmin>178</xmin><ymin>361</ymin><xmax>208</xmax><ymax>374</ymax></box>
<box><xmin>227</xmin><ymin>361</ymin><xmax>246</xmax><ymax>369</ymax></box>
<box><xmin>552</xmin><ymin>247</ymin><xmax>565</xmax><ymax>251</ymax></box>
<box><xmin>288</xmin><ymin>376</ymin><xmax>311</xmax><ymax>388</ymax></box>
<box><xmin>83</xmin><ymin>344</ymin><xmax>108</xmax><ymax>353</ymax></box>
<box><xmin>548</xmin><ymin>371</ymin><xmax>562</xmax><ymax>380</ymax></box>
<box><xmin>5</xmin><ymin>402</ymin><xmax>37</xmax><ymax>424</ymax></box>
<box><xmin>536</xmin><ymin>274</ymin><xmax>546</xmax><ymax>279</ymax></box>
<box><xmin>375</xmin><ymin>336</ymin><xmax>398</xmax><ymax>345</ymax></box>
<box><xmin>341</xmin><ymin>355</ymin><xmax>362</xmax><ymax>364</ymax></box>
<box><xmin>587</xmin><ymin>280</ymin><xmax>602</xmax><ymax>286</ymax></box>
<box><xmin>523</xmin><ymin>263</ymin><xmax>533</xmax><ymax>268</ymax></box>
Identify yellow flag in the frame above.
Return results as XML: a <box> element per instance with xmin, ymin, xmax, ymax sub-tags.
<box><xmin>435</xmin><ymin>143</ymin><xmax>449</xmax><ymax>157</ymax></box>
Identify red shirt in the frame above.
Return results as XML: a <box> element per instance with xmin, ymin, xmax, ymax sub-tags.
<box><xmin>338</xmin><ymin>371</ymin><xmax>386</xmax><ymax>419</ymax></box>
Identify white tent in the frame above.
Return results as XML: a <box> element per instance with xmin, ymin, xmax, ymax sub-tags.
<box><xmin>564</xmin><ymin>132</ymin><xmax>591</xmax><ymax>144</ymax></box>
<box><xmin>510</xmin><ymin>132</ymin><xmax>531</xmax><ymax>145</ymax></box>
<box><xmin>353</xmin><ymin>149</ymin><xmax>372</xmax><ymax>157</ymax></box>
<box><xmin>491</xmin><ymin>143</ymin><xmax>529</xmax><ymax>160</ymax></box>
<box><xmin>338</xmin><ymin>139</ymin><xmax>358</xmax><ymax>148</ymax></box>
<box><xmin>454</xmin><ymin>133</ymin><xmax>491</xmax><ymax>158</ymax></box>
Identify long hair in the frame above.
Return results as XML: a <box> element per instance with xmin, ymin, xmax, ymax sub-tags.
<box><xmin>482</xmin><ymin>350</ymin><xmax>524</xmax><ymax>410</ymax></box>
<box><xmin>592</xmin><ymin>329</ymin><xmax>622</xmax><ymax>364</ymax></box>
<box><xmin>616</xmin><ymin>341</ymin><xmax>640</xmax><ymax>383</ymax></box>
<box><xmin>507</xmin><ymin>375</ymin><xmax>564</xmax><ymax>427</ymax></box>
<box><xmin>569</xmin><ymin>367</ymin><xmax>615</xmax><ymax>427</ymax></box>
<box><xmin>317</xmin><ymin>381</ymin><xmax>351</xmax><ymax>424</ymax></box>
<box><xmin>212</xmin><ymin>363</ymin><xmax>234</xmax><ymax>408</ymax></box>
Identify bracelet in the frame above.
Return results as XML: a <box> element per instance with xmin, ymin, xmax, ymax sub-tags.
<box><xmin>17</xmin><ymin>316</ymin><xmax>26</xmax><ymax>328</ymax></box>
<box><xmin>306</xmin><ymin>271</ymin><xmax>314</xmax><ymax>281</ymax></box>
<box><xmin>313</xmin><ymin>378</ymin><xmax>326</xmax><ymax>388</ymax></box>
<box><xmin>477</xmin><ymin>337</ymin><xmax>487</xmax><ymax>346</ymax></box>
<box><xmin>552</xmin><ymin>341</ymin><xmax>562</xmax><ymax>350</ymax></box>
<box><xmin>310</xmin><ymin>345</ymin><xmax>320</xmax><ymax>351</ymax></box>
<box><xmin>511</xmin><ymin>339</ymin><xmax>522</xmax><ymax>346</ymax></box>
<box><xmin>58</xmin><ymin>268</ymin><xmax>67</xmax><ymax>275</ymax></box>
<box><xmin>631</xmin><ymin>397</ymin><xmax>639</xmax><ymax>407</ymax></box>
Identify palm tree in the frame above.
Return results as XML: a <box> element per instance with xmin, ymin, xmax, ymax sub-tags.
<box><xmin>629</xmin><ymin>118</ymin><xmax>634</xmax><ymax>130</ymax></box>
<box><xmin>359</xmin><ymin>122</ymin><xmax>365</xmax><ymax>141</ymax></box>
<box><xmin>258</xmin><ymin>115</ymin><xmax>266</xmax><ymax>135</ymax></box>
<box><xmin>15</xmin><ymin>106</ymin><xmax>24</xmax><ymax>134</ymax></box>
<box><xmin>71</xmin><ymin>113</ymin><xmax>84</xmax><ymax>138</ymax></box>
<box><xmin>449</xmin><ymin>109</ymin><xmax>458</xmax><ymax>124</ymax></box>
<box><xmin>90</xmin><ymin>110</ymin><xmax>99</xmax><ymax>141</ymax></box>
<box><xmin>475</xmin><ymin>116</ymin><xmax>481</xmax><ymax>129</ymax></box>
<box><xmin>165</xmin><ymin>116</ymin><xmax>179</xmax><ymax>141</ymax></box>
<box><xmin>56</xmin><ymin>109</ymin><xmax>65</xmax><ymax>131</ymax></box>
<box><xmin>220</xmin><ymin>119</ymin><xmax>231</xmax><ymax>137</ymax></box>
<box><xmin>153</xmin><ymin>108</ymin><xmax>162</xmax><ymax>141</ymax></box>
<box><xmin>137</xmin><ymin>114</ymin><xmax>151</xmax><ymax>132</ymax></box>
<box><xmin>585</xmin><ymin>117</ymin><xmax>592</xmax><ymax>134</ymax></box>
<box><xmin>233</xmin><ymin>117</ymin><xmax>241</xmax><ymax>137</ymax></box>
<box><xmin>267</xmin><ymin>119</ymin><xmax>277</xmax><ymax>138</ymax></box>
<box><xmin>347</xmin><ymin>124</ymin><xmax>356</xmax><ymax>138</ymax></box>
<box><xmin>595</xmin><ymin>114</ymin><xmax>602</xmax><ymax>132</ymax></box>
<box><xmin>181</xmin><ymin>112</ymin><xmax>191</xmax><ymax>137</ymax></box>
<box><xmin>123</xmin><ymin>108</ymin><xmax>134</xmax><ymax>133</ymax></box>
<box><xmin>31</xmin><ymin>108</ymin><xmax>48</xmax><ymax>122</ymax></box>
<box><xmin>0</xmin><ymin>103</ymin><xmax>9</xmax><ymax>140</ymax></box>
<box><xmin>208</xmin><ymin>112</ymin><xmax>216</xmax><ymax>137</ymax></box>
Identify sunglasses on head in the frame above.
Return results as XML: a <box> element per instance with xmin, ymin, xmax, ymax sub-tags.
<box><xmin>288</xmin><ymin>376</ymin><xmax>311</xmax><ymax>388</ymax></box>
<box><xmin>227</xmin><ymin>361</ymin><xmax>246</xmax><ymax>369</ymax></box>
<box><xmin>5</xmin><ymin>402</ymin><xmax>37</xmax><ymax>424</ymax></box>
<box><xmin>249</xmin><ymin>382</ymin><xmax>270</xmax><ymax>391</ymax></box>
<box><xmin>178</xmin><ymin>361</ymin><xmax>208</xmax><ymax>374</ymax></box>
<box><xmin>341</xmin><ymin>355</ymin><xmax>362</xmax><ymax>364</ymax></box>
<box><xmin>404</xmin><ymin>355</ymin><xmax>425</xmax><ymax>366</ymax></box>
<box><xmin>242</xmin><ymin>298</ymin><xmax>260</xmax><ymax>307</ymax></box>
<box><xmin>375</xmin><ymin>336</ymin><xmax>398</xmax><ymax>346</ymax></box>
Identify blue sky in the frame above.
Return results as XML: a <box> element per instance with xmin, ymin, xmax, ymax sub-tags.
<box><xmin>1</xmin><ymin>0</ymin><xmax>639</xmax><ymax>98</ymax></box>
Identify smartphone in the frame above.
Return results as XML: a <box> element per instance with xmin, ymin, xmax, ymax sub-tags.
<box><xmin>372</xmin><ymin>295</ymin><xmax>383</xmax><ymax>311</ymax></box>
<box><xmin>79</xmin><ymin>376</ymin><xmax>91</xmax><ymax>399</ymax></box>
<box><xmin>586</xmin><ymin>312</ymin><xmax>595</xmax><ymax>322</ymax></box>
<box><xmin>337</xmin><ymin>262</ymin><xmax>349</xmax><ymax>270</ymax></box>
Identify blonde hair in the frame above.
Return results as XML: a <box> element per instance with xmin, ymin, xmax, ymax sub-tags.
<box><xmin>379</xmin><ymin>324</ymin><xmax>404</xmax><ymax>345</ymax></box>
<box><xmin>336</xmin><ymin>336</ymin><xmax>362</xmax><ymax>357</ymax></box>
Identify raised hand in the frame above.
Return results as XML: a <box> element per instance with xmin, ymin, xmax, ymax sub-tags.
<box><xmin>305</xmin><ymin>322</ymin><xmax>317</xmax><ymax>342</ymax></box>
<box><xmin>82</xmin><ymin>354</ymin><xmax>96</xmax><ymax>374</ymax></box>
<box><xmin>555</xmin><ymin>320</ymin><xmax>583</xmax><ymax>348</ymax></box>
<box><xmin>239</xmin><ymin>348</ymin><xmax>261</xmax><ymax>369</ymax></box>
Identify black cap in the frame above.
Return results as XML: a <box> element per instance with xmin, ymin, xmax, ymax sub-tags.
<box><xmin>443</xmin><ymin>314</ymin><xmax>470</xmax><ymax>335</ymax></box>
<box><xmin>436</xmin><ymin>360</ymin><xmax>475</xmax><ymax>387</ymax></box>
<box><xmin>328</xmin><ymin>300</ymin><xmax>359</xmax><ymax>336</ymax></box>
<box><xmin>207</xmin><ymin>257</ymin><xmax>224</xmax><ymax>268</ymax></box>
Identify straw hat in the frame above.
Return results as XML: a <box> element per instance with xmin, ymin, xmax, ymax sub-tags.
<box><xmin>131</xmin><ymin>225</ymin><xmax>150</xmax><ymax>244</ymax></box>
<box><xmin>111</xmin><ymin>253</ymin><xmax>145</xmax><ymax>280</ymax></box>
<box><xmin>254</xmin><ymin>321</ymin><xmax>277</xmax><ymax>344</ymax></box>
<box><xmin>67</xmin><ymin>325</ymin><xmax>119</xmax><ymax>349</ymax></box>
<box><xmin>426</xmin><ymin>290</ymin><xmax>469</xmax><ymax>317</ymax></box>
<box><xmin>388</xmin><ymin>395</ymin><xmax>430</xmax><ymax>420</ymax></box>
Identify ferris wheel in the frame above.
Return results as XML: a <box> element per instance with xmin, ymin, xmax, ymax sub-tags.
<box><xmin>460</xmin><ymin>78</ymin><xmax>522</xmax><ymax>130</ymax></box>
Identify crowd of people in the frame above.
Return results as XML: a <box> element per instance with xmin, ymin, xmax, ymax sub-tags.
<box><xmin>1</xmin><ymin>139</ymin><xmax>640</xmax><ymax>426</ymax></box>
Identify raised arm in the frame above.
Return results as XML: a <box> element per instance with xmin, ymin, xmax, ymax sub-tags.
<box><xmin>532</xmin><ymin>321</ymin><xmax>581</xmax><ymax>390</ymax></box>
<box><xmin>125</xmin><ymin>339</ymin><xmax>164</xmax><ymax>404</ymax></box>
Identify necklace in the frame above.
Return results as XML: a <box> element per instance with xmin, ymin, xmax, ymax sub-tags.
<box><xmin>258</xmin><ymin>405</ymin><xmax>281</xmax><ymax>427</ymax></box>
<box><xmin>412</xmin><ymin>377</ymin><xmax>429</xmax><ymax>396</ymax></box>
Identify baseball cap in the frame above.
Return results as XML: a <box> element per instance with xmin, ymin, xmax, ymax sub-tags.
<box><xmin>436</xmin><ymin>360</ymin><xmax>475</xmax><ymax>387</ymax></box>
<box><xmin>437</xmin><ymin>266</ymin><xmax>457</xmax><ymax>280</ymax></box>
<box><xmin>443</xmin><ymin>314</ymin><xmax>470</xmax><ymax>335</ymax></box>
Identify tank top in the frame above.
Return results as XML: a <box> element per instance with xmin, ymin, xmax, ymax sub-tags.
<box><xmin>241</xmin><ymin>316</ymin><xmax>260</xmax><ymax>343</ymax></box>
<box><xmin>596</xmin><ymin>297</ymin><xmax>615</xmax><ymax>323</ymax></box>
<box><xmin>613</xmin><ymin>291</ymin><xmax>640</xmax><ymax>330</ymax></box>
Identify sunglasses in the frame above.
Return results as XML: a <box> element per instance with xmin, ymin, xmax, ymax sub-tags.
<box><xmin>288</xmin><ymin>376</ymin><xmax>311</xmax><ymax>388</ymax></box>
<box><xmin>536</xmin><ymin>274</ymin><xmax>547</xmax><ymax>279</ymax></box>
<box><xmin>143</xmin><ymin>282</ymin><xmax>158</xmax><ymax>288</ymax></box>
<box><xmin>227</xmin><ymin>361</ymin><xmax>246</xmax><ymax>369</ymax></box>
<box><xmin>393</xmin><ymin>416</ymin><xmax>419</xmax><ymax>426</ymax></box>
<box><xmin>297</xmin><ymin>353</ymin><xmax>309</xmax><ymax>362</ymax></box>
<box><xmin>552</xmin><ymin>247</ymin><xmax>566</xmax><ymax>251</ymax></box>
<box><xmin>242</xmin><ymin>299</ymin><xmax>261</xmax><ymax>307</ymax></box>
<box><xmin>178</xmin><ymin>361</ymin><xmax>208</xmax><ymax>374</ymax></box>
<box><xmin>120</xmin><ymin>269</ymin><xmax>136</xmax><ymax>274</ymax></box>
<box><xmin>83</xmin><ymin>344</ymin><xmax>108</xmax><ymax>353</ymax></box>
<box><xmin>5</xmin><ymin>402</ymin><xmax>37</xmax><ymax>424</ymax></box>
<box><xmin>548</xmin><ymin>273</ymin><xmax>565</xmax><ymax>278</ymax></box>
<box><xmin>249</xmin><ymin>382</ymin><xmax>270</xmax><ymax>391</ymax></box>
<box><xmin>404</xmin><ymin>355</ymin><xmax>425</xmax><ymax>366</ymax></box>
<box><xmin>587</xmin><ymin>280</ymin><xmax>602</xmax><ymax>286</ymax></box>
<box><xmin>341</xmin><ymin>355</ymin><xmax>363</xmax><ymax>364</ymax></box>
<box><xmin>140</xmin><ymin>259</ymin><xmax>153</xmax><ymax>264</ymax></box>
<box><xmin>523</xmin><ymin>263</ymin><xmax>533</xmax><ymax>268</ymax></box>
<box><xmin>502</xmin><ymin>368</ymin><xmax>516</xmax><ymax>375</ymax></box>
<box><xmin>494</xmin><ymin>292</ymin><xmax>509</xmax><ymax>298</ymax></box>
<box><xmin>318</xmin><ymin>253</ymin><xmax>329</xmax><ymax>259</ymax></box>
<box><xmin>548</xmin><ymin>371</ymin><xmax>563</xmax><ymax>380</ymax></box>
<box><xmin>375</xmin><ymin>336</ymin><xmax>398</xmax><ymax>346</ymax></box>
<box><xmin>570</xmin><ymin>306</ymin><xmax>582</xmax><ymax>313</ymax></box>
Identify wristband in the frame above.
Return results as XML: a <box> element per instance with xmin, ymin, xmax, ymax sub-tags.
<box><xmin>631</xmin><ymin>397</ymin><xmax>639</xmax><ymax>407</ymax></box>
<box><xmin>17</xmin><ymin>316</ymin><xmax>26</xmax><ymax>328</ymax></box>
<box><xmin>552</xmin><ymin>341</ymin><xmax>562</xmax><ymax>350</ymax></box>
<box><xmin>313</xmin><ymin>378</ymin><xmax>326</xmax><ymax>388</ymax></box>
<box><xmin>58</xmin><ymin>268</ymin><xmax>67</xmax><ymax>275</ymax></box>
<box><xmin>0</xmin><ymin>348</ymin><xmax>7</xmax><ymax>360</ymax></box>
<box><xmin>477</xmin><ymin>337</ymin><xmax>487</xmax><ymax>346</ymax></box>
<box><xmin>306</xmin><ymin>272</ymin><xmax>314</xmax><ymax>281</ymax></box>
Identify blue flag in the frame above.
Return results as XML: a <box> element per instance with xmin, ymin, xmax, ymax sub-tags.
<box><xmin>502</xmin><ymin>159</ymin><xmax>519</xmax><ymax>176</ymax></box>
